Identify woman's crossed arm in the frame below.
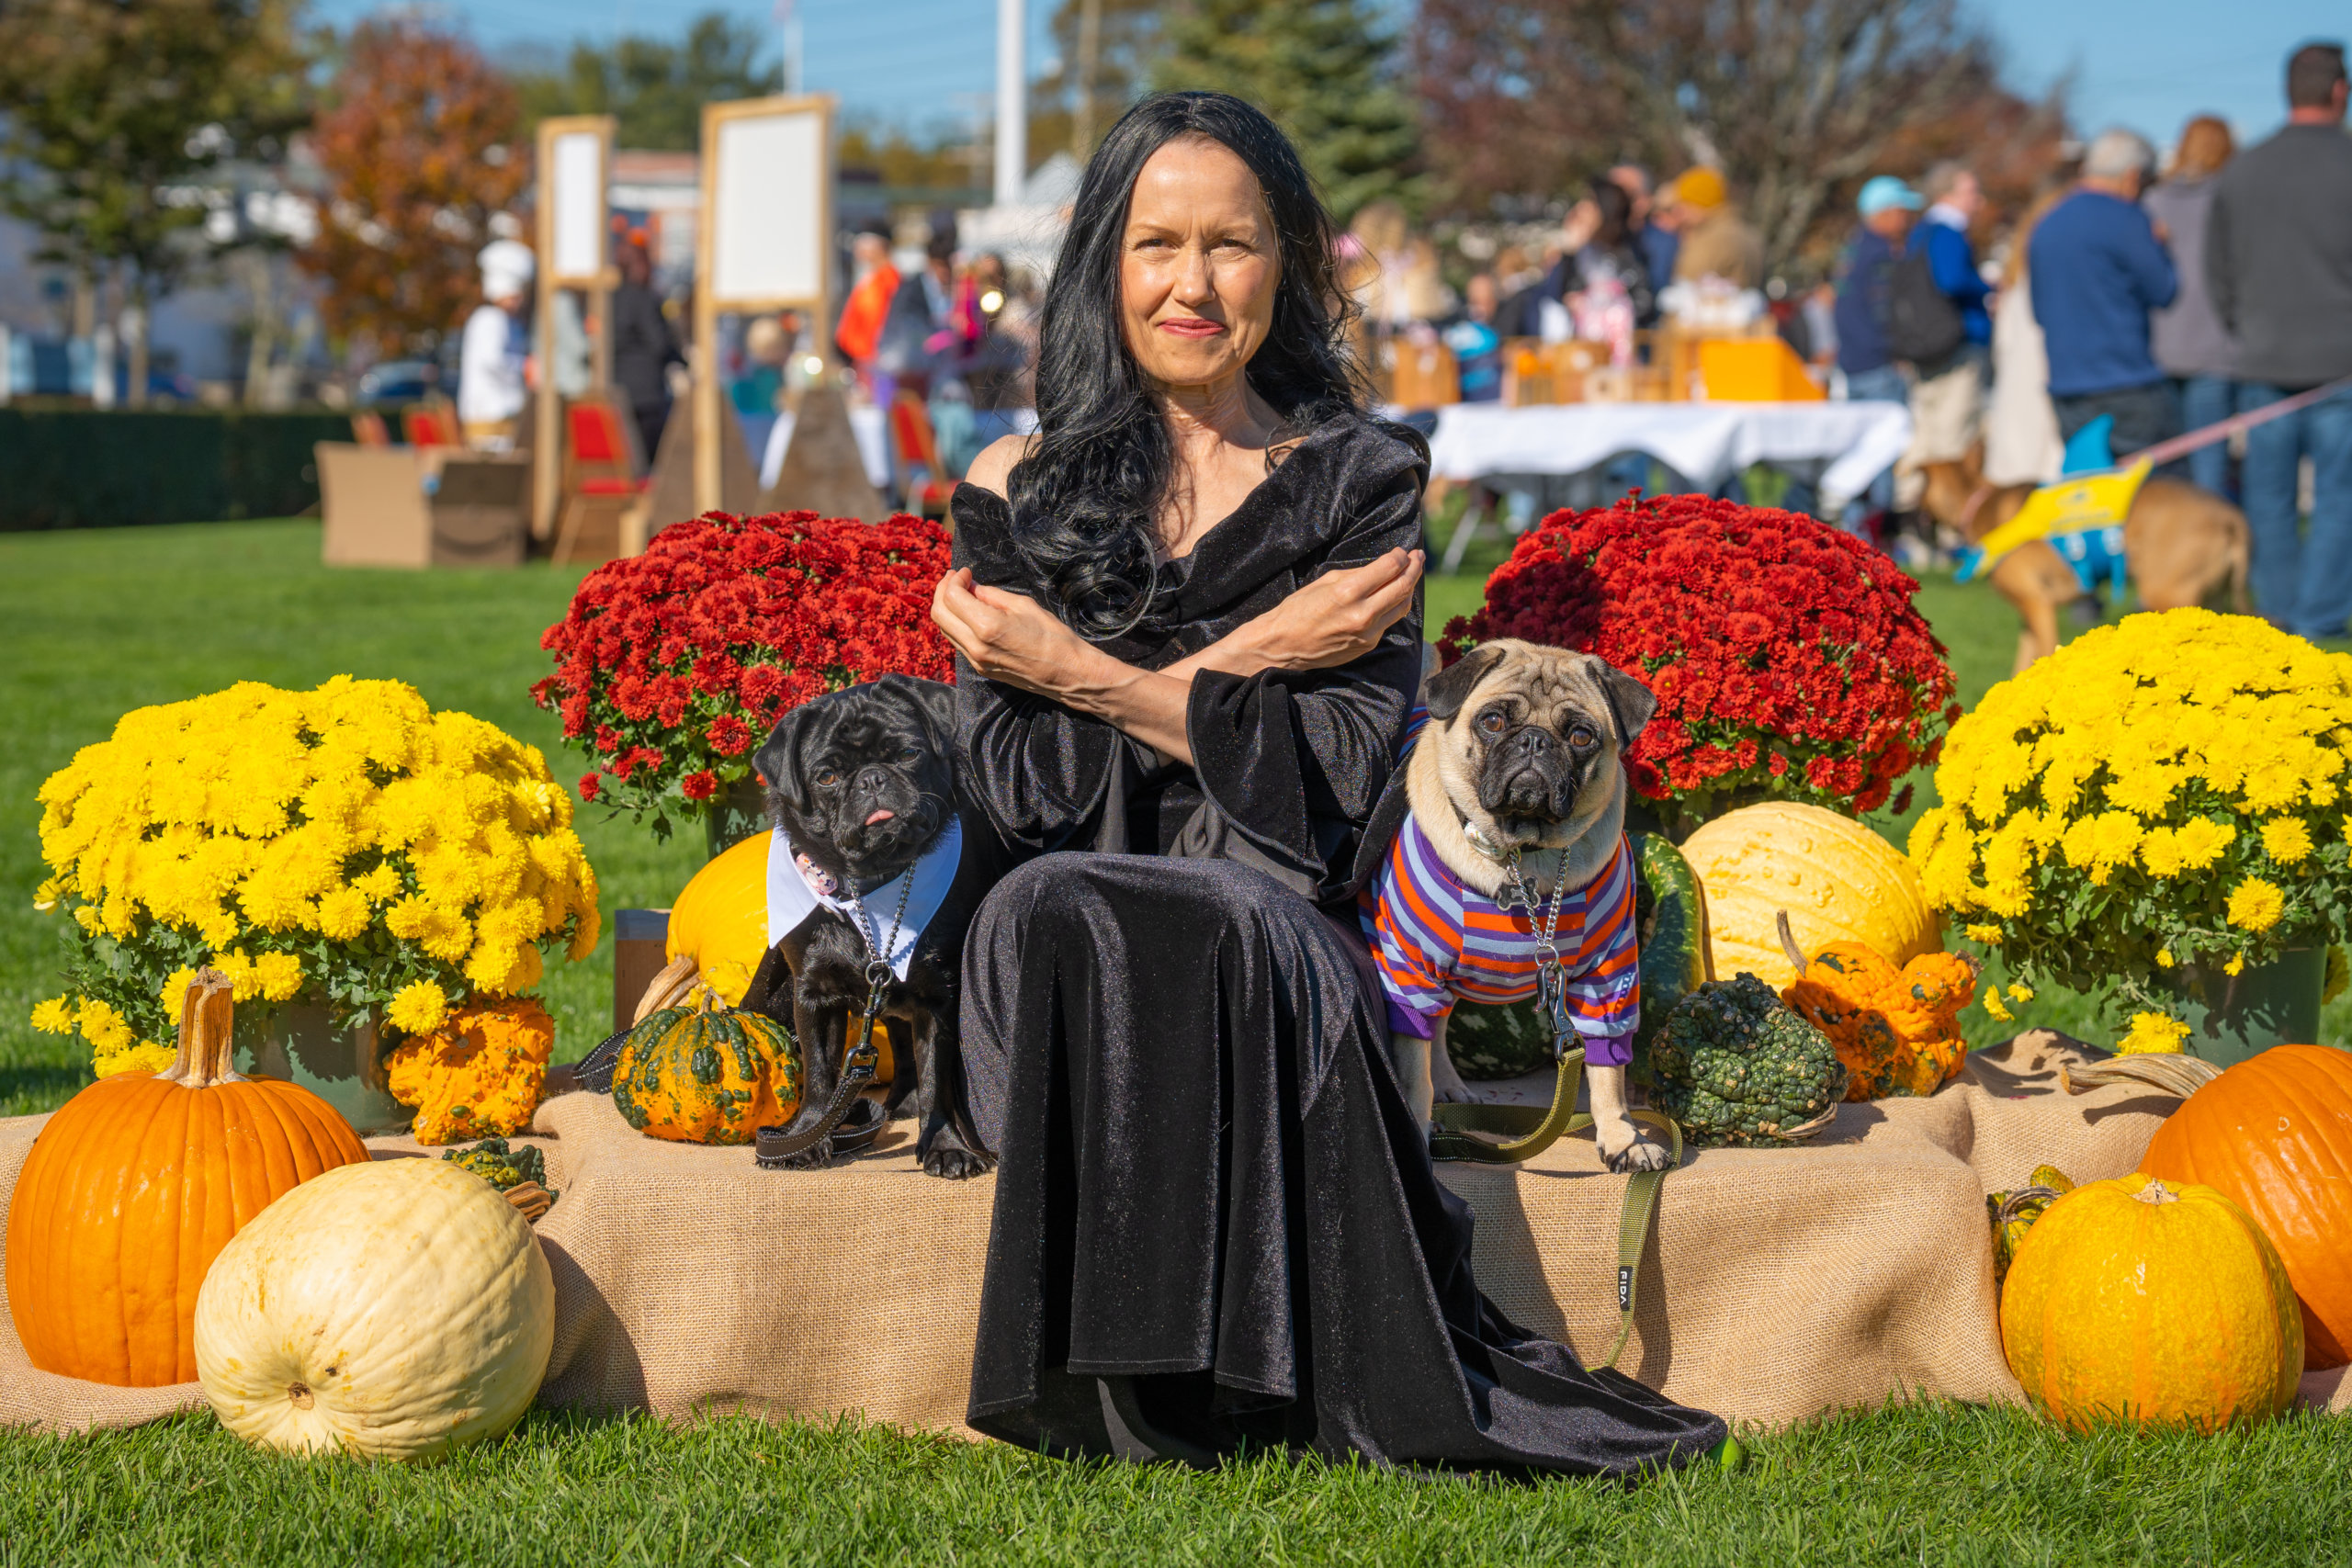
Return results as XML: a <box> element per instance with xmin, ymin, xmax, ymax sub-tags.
<box><xmin>929</xmin><ymin>545</ymin><xmax>1423</xmax><ymax>765</ymax></box>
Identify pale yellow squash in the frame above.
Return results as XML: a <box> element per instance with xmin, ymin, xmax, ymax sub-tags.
<box><xmin>1679</xmin><ymin>801</ymin><xmax>1939</xmax><ymax>988</ymax></box>
<box><xmin>193</xmin><ymin>1157</ymin><xmax>554</xmax><ymax>1460</ymax></box>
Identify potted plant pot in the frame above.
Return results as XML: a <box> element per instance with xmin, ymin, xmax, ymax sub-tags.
<box><xmin>233</xmin><ymin>999</ymin><xmax>411</xmax><ymax>1136</ymax></box>
<box><xmin>703</xmin><ymin>773</ymin><xmax>769</xmax><ymax>861</ymax></box>
<box><xmin>2164</xmin><ymin>947</ymin><xmax>2326</xmax><ymax>1070</ymax></box>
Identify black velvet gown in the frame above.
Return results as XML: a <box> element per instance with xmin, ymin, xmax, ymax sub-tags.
<box><xmin>949</xmin><ymin>412</ymin><xmax>1725</xmax><ymax>1474</ymax></box>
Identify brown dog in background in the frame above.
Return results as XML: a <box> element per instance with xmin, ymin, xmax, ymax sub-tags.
<box><xmin>1920</xmin><ymin>446</ymin><xmax>2251</xmax><ymax>672</ymax></box>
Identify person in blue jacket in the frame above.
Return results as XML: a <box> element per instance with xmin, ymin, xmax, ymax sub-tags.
<box><xmin>1903</xmin><ymin>162</ymin><xmax>1994</xmax><ymax>479</ymax></box>
<box><xmin>1832</xmin><ymin>175</ymin><xmax>1923</xmax><ymax>534</ymax></box>
<box><xmin>1836</xmin><ymin>175</ymin><xmax>1923</xmax><ymax>403</ymax></box>
<box><xmin>1911</xmin><ymin>163</ymin><xmax>1995</xmax><ymax>347</ymax></box>
<box><xmin>2030</xmin><ymin>128</ymin><xmax>2182</xmax><ymax>462</ymax></box>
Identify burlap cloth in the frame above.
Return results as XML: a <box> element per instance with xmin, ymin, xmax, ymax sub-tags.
<box><xmin>6</xmin><ymin>1031</ymin><xmax>2345</xmax><ymax>1438</ymax></box>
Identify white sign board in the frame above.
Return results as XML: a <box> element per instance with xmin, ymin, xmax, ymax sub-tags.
<box><xmin>548</xmin><ymin>130</ymin><xmax>606</xmax><ymax>284</ymax></box>
<box><xmin>707</xmin><ymin>107</ymin><xmax>827</xmax><ymax>306</ymax></box>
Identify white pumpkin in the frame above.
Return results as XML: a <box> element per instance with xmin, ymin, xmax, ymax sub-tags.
<box><xmin>193</xmin><ymin>1156</ymin><xmax>554</xmax><ymax>1460</ymax></box>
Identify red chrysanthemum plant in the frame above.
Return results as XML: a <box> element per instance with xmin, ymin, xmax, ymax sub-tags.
<box><xmin>534</xmin><ymin>511</ymin><xmax>954</xmax><ymax>848</ymax></box>
<box><xmin>1439</xmin><ymin>494</ymin><xmax>1959</xmax><ymax>839</ymax></box>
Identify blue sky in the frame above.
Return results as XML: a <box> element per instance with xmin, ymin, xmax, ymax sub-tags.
<box><xmin>334</xmin><ymin>1</ymin><xmax>2343</xmax><ymax>150</ymax></box>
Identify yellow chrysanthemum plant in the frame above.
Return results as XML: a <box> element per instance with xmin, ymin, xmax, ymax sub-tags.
<box><xmin>1909</xmin><ymin>609</ymin><xmax>2352</xmax><ymax>1018</ymax></box>
<box><xmin>28</xmin><ymin>679</ymin><xmax>599</xmax><ymax>1079</ymax></box>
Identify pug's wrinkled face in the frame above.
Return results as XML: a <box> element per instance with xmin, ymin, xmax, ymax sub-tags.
<box><xmin>1424</xmin><ymin>639</ymin><xmax>1657</xmax><ymax>851</ymax></box>
<box><xmin>756</xmin><ymin>676</ymin><xmax>958</xmax><ymax>887</ymax></box>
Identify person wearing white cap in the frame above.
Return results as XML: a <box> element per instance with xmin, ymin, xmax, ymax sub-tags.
<box><xmin>458</xmin><ymin>235</ymin><xmax>536</xmax><ymax>446</ymax></box>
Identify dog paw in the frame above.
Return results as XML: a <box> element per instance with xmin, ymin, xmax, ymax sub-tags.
<box><xmin>1601</xmin><ymin>1137</ymin><xmax>1676</xmax><ymax>1174</ymax></box>
<box><xmin>775</xmin><ymin>1142</ymin><xmax>837</xmax><ymax>1170</ymax></box>
<box><xmin>922</xmin><ymin>1145</ymin><xmax>996</xmax><ymax>1179</ymax></box>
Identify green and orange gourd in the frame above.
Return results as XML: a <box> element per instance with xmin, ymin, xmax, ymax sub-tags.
<box><xmin>610</xmin><ymin>986</ymin><xmax>801</xmax><ymax>1145</ymax></box>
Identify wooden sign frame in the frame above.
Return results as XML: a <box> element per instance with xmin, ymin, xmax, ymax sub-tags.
<box><xmin>533</xmin><ymin>114</ymin><xmax>616</xmax><ymax>539</ymax></box>
<box><xmin>694</xmin><ymin>94</ymin><xmax>836</xmax><ymax>516</ymax></box>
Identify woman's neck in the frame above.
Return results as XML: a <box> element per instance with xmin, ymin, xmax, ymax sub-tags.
<box><xmin>1154</xmin><ymin>371</ymin><xmax>1273</xmax><ymax>461</ymax></box>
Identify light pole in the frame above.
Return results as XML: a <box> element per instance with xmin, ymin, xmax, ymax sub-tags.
<box><xmin>774</xmin><ymin>0</ymin><xmax>803</xmax><ymax>94</ymax></box>
<box><xmin>994</xmin><ymin>0</ymin><xmax>1026</xmax><ymax>206</ymax></box>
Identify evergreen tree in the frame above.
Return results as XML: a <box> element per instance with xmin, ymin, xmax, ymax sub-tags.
<box><xmin>514</xmin><ymin>13</ymin><xmax>774</xmax><ymax>152</ymax></box>
<box><xmin>1152</xmin><ymin>0</ymin><xmax>1422</xmax><ymax>220</ymax></box>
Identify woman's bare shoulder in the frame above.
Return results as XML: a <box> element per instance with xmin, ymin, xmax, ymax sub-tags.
<box><xmin>964</xmin><ymin>434</ymin><xmax>1038</xmax><ymax>500</ymax></box>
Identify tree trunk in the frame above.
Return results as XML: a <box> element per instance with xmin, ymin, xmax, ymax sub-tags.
<box><xmin>1074</xmin><ymin>0</ymin><xmax>1103</xmax><ymax>153</ymax></box>
<box><xmin>123</xmin><ymin>285</ymin><xmax>149</xmax><ymax>409</ymax></box>
<box><xmin>240</xmin><ymin>251</ymin><xmax>281</xmax><ymax>409</ymax></box>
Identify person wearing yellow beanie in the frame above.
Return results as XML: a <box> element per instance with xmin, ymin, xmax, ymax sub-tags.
<box><xmin>1668</xmin><ymin>166</ymin><xmax>1764</xmax><ymax>289</ymax></box>
<box><xmin>1668</xmin><ymin>166</ymin><xmax>1727</xmax><ymax>213</ymax></box>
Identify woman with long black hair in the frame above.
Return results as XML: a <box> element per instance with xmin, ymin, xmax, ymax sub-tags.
<box><xmin>930</xmin><ymin>91</ymin><xmax>1724</xmax><ymax>1473</ymax></box>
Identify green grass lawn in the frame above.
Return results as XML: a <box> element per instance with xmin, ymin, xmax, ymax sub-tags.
<box><xmin>1</xmin><ymin>521</ymin><xmax>2346</xmax><ymax>1566</ymax></box>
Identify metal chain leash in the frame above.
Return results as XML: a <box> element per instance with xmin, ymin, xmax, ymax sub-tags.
<box><xmin>1497</xmin><ymin>844</ymin><xmax>1575</xmax><ymax>1058</ymax></box>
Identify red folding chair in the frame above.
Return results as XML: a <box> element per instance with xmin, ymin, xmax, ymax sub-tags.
<box><xmin>554</xmin><ymin>397</ymin><xmax>650</xmax><ymax>566</ymax></box>
<box><xmin>401</xmin><ymin>403</ymin><xmax>460</xmax><ymax>447</ymax></box>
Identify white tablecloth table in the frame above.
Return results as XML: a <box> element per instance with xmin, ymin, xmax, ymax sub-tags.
<box><xmin>1422</xmin><ymin>400</ymin><xmax>1913</xmax><ymax>518</ymax></box>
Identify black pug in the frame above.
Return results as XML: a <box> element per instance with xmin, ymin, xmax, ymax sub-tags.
<box><xmin>745</xmin><ymin>674</ymin><xmax>1009</xmax><ymax>1179</ymax></box>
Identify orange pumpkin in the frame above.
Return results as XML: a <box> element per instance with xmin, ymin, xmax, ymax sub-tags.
<box><xmin>2140</xmin><ymin>1043</ymin><xmax>2352</xmax><ymax>1370</ymax></box>
<box><xmin>4</xmin><ymin>970</ymin><xmax>368</xmax><ymax>1386</ymax></box>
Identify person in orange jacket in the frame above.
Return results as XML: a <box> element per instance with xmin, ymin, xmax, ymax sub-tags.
<box><xmin>835</xmin><ymin>223</ymin><xmax>900</xmax><ymax>386</ymax></box>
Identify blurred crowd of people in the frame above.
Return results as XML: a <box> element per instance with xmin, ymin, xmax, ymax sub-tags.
<box><xmin>829</xmin><ymin>216</ymin><xmax>1036</xmax><ymax>478</ymax></box>
<box><xmin>448</xmin><ymin>205</ymin><xmax>1040</xmax><ymax>507</ymax></box>
<box><xmin>444</xmin><ymin>38</ymin><xmax>2352</xmax><ymax>634</ymax></box>
<box><xmin>1829</xmin><ymin>40</ymin><xmax>2352</xmax><ymax>637</ymax></box>
<box><xmin>1345</xmin><ymin>162</ymin><xmax>1771</xmax><ymax>403</ymax></box>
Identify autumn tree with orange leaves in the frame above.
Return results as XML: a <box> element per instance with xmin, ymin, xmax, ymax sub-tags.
<box><xmin>302</xmin><ymin>17</ymin><xmax>529</xmax><ymax>358</ymax></box>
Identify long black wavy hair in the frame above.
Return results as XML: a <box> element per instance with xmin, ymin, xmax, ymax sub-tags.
<box><xmin>1005</xmin><ymin>91</ymin><xmax>1367</xmax><ymax>637</ymax></box>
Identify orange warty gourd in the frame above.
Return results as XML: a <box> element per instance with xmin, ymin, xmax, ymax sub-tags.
<box><xmin>2139</xmin><ymin>1043</ymin><xmax>2352</xmax><ymax>1370</ymax></box>
<box><xmin>1777</xmin><ymin>919</ymin><xmax>1979</xmax><ymax>1100</ymax></box>
<box><xmin>1999</xmin><ymin>1173</ymin><xmax>2302</xmax><ymax>1432</ymax></box>
<box><xmin>4</xmin><ymin>970</ymin><xmax>368</xmax><ymax>1386</ymax></box>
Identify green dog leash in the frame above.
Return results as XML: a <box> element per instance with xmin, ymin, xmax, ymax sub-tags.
<box><xmin>1430</xmin><ymin>1045</ymin><xmax>1683</xmax><ymax>1371</ymax></box>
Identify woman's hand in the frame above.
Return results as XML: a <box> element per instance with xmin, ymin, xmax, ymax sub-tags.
<box><xmin>1201</xmin><ymin>547</ymin><xmax>1423</xmax><ymax>676</ymax></box>
<box><xmin>931</xmin><ymin>568</ymin><xmax>1106</xmax><ymax>698</ymax></box>
<box><xmin>933</xmin><ymin>567</ymin><xmax>1198</xmax><ymax>761</ymax></box>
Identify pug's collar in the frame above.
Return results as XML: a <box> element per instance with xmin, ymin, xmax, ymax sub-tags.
<box><xmin>1460</xmin><ymin>817</ymin><xmax>1514</xmax><ymax>863</ymax></box>
<box><xmin>1459</xmin><ymin>813</ymin><xmax>1566</xmax><ymax>890</ymax></box>
<box><xmin>768</xmin><ymin>818</ymin><xmax>963</xmax><ymax>981</ymax></box>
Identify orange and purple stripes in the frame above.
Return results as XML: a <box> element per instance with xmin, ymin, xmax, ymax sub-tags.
<box><xmin>1360</xmin><ymin>818</ymin><xmax>1641</xmax><ymax>1066</ymax></box>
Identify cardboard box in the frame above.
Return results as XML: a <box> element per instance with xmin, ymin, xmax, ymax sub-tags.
<box><xmin>316</xmin><ymin>443</ymin><xmax>529</xmax><ymax>568</ymax></box>
<box><xmin>1388</xmin><ymin>339</ymin><xmax>1461</xmax><ymax>408</ymax></box>
<box><xmin>1501</xmin><ymin>339</ymin><xmax>1609</xmax><ymax>406</ymax></box>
